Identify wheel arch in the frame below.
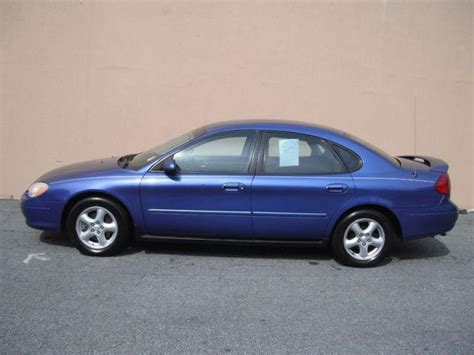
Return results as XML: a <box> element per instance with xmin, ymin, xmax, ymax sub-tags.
<box><xmin>329</xmin><ymin>204</ymin><xmax>403</xmax><ymax>240</ymax></box>
<box><xmin>60</xmin><ymin>191</ymin><xmax>135</xmax><ymax>233</ymax></box>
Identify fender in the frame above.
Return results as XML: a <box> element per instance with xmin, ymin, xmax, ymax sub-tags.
<box><xmin>58</xmin><ymin>179</ymin><xmax>146</xmax><ymax>232</ymax></box>
<box><xmin>324</xmin><ymin>195</ymin><xmax>402</xmax><ymax>237</ymax></box>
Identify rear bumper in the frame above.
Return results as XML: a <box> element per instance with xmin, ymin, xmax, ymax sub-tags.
<box><xmin>20</xmin><ymin>192</ymin><xmax>63</xmax><ymax>231</ymax></box>
<box><xmin>395</xmin><ymin>199</ymin><xmax>458</xmax><ymax>240</ymax></box>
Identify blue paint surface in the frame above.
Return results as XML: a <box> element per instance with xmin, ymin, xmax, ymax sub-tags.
<box><xmin>21</xmin><ymin>120</ymin><xmax>458</xmax><ymax>240</ymax></box>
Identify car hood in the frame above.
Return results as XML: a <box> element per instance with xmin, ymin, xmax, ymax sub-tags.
<box><xmin>37</xmin><ymin>157</ymin><xmax>124</xmax><ymax>183</ymax></box>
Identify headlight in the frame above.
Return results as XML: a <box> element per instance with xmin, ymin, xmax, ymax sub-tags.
<box><xmin>27</xmin><ymin>182</ymin><xmax>49</xmax><ymax>198</ymax></box>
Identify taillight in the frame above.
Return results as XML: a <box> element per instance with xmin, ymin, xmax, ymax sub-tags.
<box><xmin>435</xmin><ymin>173</ymin><xmax>450</xmax><ymax>196</ymax></box>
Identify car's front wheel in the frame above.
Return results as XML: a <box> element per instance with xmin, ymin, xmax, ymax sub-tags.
<box><xmin>331</xmin><ymin>209</ymin><xmax>393</xmax><ymax>267</ymax></box>
<box><xmin>66</xmin><ymin>197</ymin><xmax>132</xmax><ymax>256</ymax></box>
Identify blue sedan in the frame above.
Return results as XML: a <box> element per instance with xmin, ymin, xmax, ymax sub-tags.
<box><xmin>21</xmin><ymin>120</ymin><xmax>458</xmax><ymax>267</ymax></box>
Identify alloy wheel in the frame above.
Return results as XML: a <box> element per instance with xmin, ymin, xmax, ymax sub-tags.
<box><xmin>343</xmin><ymin>218</ymin><xmax>385</xmax><ymax>261</ymax></box>
<box><xmin>75</xmin><ymin>206</ymin><xmax>118</xmax><ymax>250</ymax></box>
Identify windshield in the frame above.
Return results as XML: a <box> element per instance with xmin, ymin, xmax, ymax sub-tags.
<box><xmin>127</xmin><ymin>127</ymin><xmax>206</xmax><ymax>169</ymax></box>
<box><xmin>345</xmin><ymin>133</ymin><xmax>399</xmax><ymax>166</ymax></box>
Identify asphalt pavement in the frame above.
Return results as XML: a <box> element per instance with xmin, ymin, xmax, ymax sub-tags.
<box><xmin>1</xmin><ymin>199</ymin><xmax>473</xmax><ymax>354</ymax></box>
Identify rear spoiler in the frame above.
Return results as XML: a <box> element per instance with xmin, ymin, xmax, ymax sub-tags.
<box><xmin>397</xmin><ymin>155</ymin><xmax>449</xmax><ymax>173</ymax></box>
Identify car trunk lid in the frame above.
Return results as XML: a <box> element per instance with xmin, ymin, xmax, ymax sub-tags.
<box><xmin>397</xmin><ymin>155</ymin><xmax>449</xmax><ymax>173</ymax></box>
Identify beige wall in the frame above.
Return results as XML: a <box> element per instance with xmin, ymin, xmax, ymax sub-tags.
<box><xmin>1</xmin><ymin>0</ymin><xmax>473</xmax><ymax>208</ymax></box>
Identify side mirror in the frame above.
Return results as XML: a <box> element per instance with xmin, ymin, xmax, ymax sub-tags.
<box><xmin>163</xmin><ymin>160</ymin><xmax>179</xmax><ymax>175</ymax></box>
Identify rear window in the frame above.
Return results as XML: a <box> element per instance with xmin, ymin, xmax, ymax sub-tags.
<box><xmin>332</xmin><ymin>144</ymin><xmax>362</xmax><ymax>172</ymax></box>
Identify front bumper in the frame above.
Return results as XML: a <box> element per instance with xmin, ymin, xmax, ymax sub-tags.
<box><xmin>395</xmin><ymin>199</ymin><xmax>459</xmax><ymax>240</ymax></box>
<box><xmin>20</xmin><ymin>192</ymin><xmax>64</xmax><ymax>231</ymax></box>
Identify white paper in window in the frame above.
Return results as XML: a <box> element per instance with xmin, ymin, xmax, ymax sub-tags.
<box><xmin>279</xmin><ymin>139</ymin><xmax>299</xmax><ymax>167</ymax></box>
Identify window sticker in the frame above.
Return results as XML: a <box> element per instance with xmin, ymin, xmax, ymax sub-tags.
<box><xmin>279</xmin><ymin>139</ymin><xmax>299</xmax><ymax>167</ymax></box>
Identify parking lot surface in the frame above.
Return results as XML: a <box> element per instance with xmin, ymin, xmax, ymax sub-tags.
<box><xmin>1</xmin><ymin>199</ymin><xmax>473</xmax><ymax>354</ymax></box>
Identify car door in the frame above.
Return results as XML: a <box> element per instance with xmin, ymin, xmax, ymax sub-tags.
<box><xmin>140</xmin><ymin>130</ymin><xmax>258</xmax><ymax>239</ymax></box>
<box><xmin>252</xmin><ymin>131</ymin><xmax>355</xmax><ymax>240</ymax></box>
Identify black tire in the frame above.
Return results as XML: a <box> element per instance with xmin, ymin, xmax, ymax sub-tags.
<box><xmin>331</xmin><ymin>209</ymin><xmax>393</xmax><ymax>267</ymax></box>
<box><xmin>66</xmin><ymin>197</ymin><xmax>132</xmax><ymax>256</ymax></box>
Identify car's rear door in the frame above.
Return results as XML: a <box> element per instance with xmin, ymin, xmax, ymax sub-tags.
<box><xmin>140</xmin><ymin>130</ymin><xmax>258</xmax><ymax>239</ymax></box>
<box><xmin>251</xmin><ymin>131</ymin><xmax>355</xmax><ymax>240</ymax></box>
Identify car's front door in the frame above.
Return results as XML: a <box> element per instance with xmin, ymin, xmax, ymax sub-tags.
<box><xmin>140</xmin><ymin>130</ymin><xmax>258</xmax><ymax>239</ymax></box>
<box><xmin>252</xmin><ymin>131</ymin><xmax>355</xmax><ymax>240</ymax></box>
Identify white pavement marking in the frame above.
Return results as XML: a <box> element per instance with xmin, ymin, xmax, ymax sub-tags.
<box><xmin>23</xmin><ymin>253</ymin><xmax>51</xmax><ymax>264</ymax></box>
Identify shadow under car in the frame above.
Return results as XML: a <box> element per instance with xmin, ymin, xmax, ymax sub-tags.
<box><xmin>40</xmin><ymin>231</ymin><xmax>450</xmax><ymax>262</ymax></box>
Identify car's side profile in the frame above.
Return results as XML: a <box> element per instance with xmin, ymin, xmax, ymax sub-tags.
<box><xmin>21</xmin><ymin>121</ymin><xmax>458</xmax><ymax>267</ymax></box>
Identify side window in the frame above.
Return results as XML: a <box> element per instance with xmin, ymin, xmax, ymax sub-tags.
<box><xmin>190</xmin><ymin>136</ymin><xmax>247</xmax><ymax>156</ymax></box>
<box><xmin>268</xmin><ymin>138</ymin><xmax>311</xmax><ymax>157</ymax></box>
<box><xmin>262</xmin><ymin>132</ymin><xmax>346</xmax><ymax>175</ymax></box>
<box><xmin>331</xmin><ymin>144</ymin><xmax>362</xmax><ymax>172</ymax></box>
<box><xmin>172</xmin><ymin>131</ymin><xmax>257</xmax><ymax>174</ymax></box>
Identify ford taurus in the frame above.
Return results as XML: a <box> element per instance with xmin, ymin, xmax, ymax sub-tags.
<box><xmin>21</xmin><ymin>121</ymin><xmax>458</xmax><ymax>267</ymax></box>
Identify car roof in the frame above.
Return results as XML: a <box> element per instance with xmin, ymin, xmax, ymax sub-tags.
<box><xmin>204</xmin><ymin>120</ymin><xmax>345</xmax><ymax>138</ymax></box>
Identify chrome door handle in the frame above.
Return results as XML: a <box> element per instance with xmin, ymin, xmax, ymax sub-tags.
<box><xmin>222</xmin><ymin>183</ymin><xmax>245</xmax><ymax>192</ymax></box>
<box><xmin>325</xmin><ymin>183</ymin><xmax>348</xmax><ymax>193</ymax></box>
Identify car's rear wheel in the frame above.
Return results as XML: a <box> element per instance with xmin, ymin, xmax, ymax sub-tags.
<box><xmin>331</xmin><ymin>209</ymin><xmax>393</xmax><ymax>267</ymax></box>
<box><xmin>66</xmin><ymin>197</ymin><xmax>132</xmax><ymax>256</ymax></box>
